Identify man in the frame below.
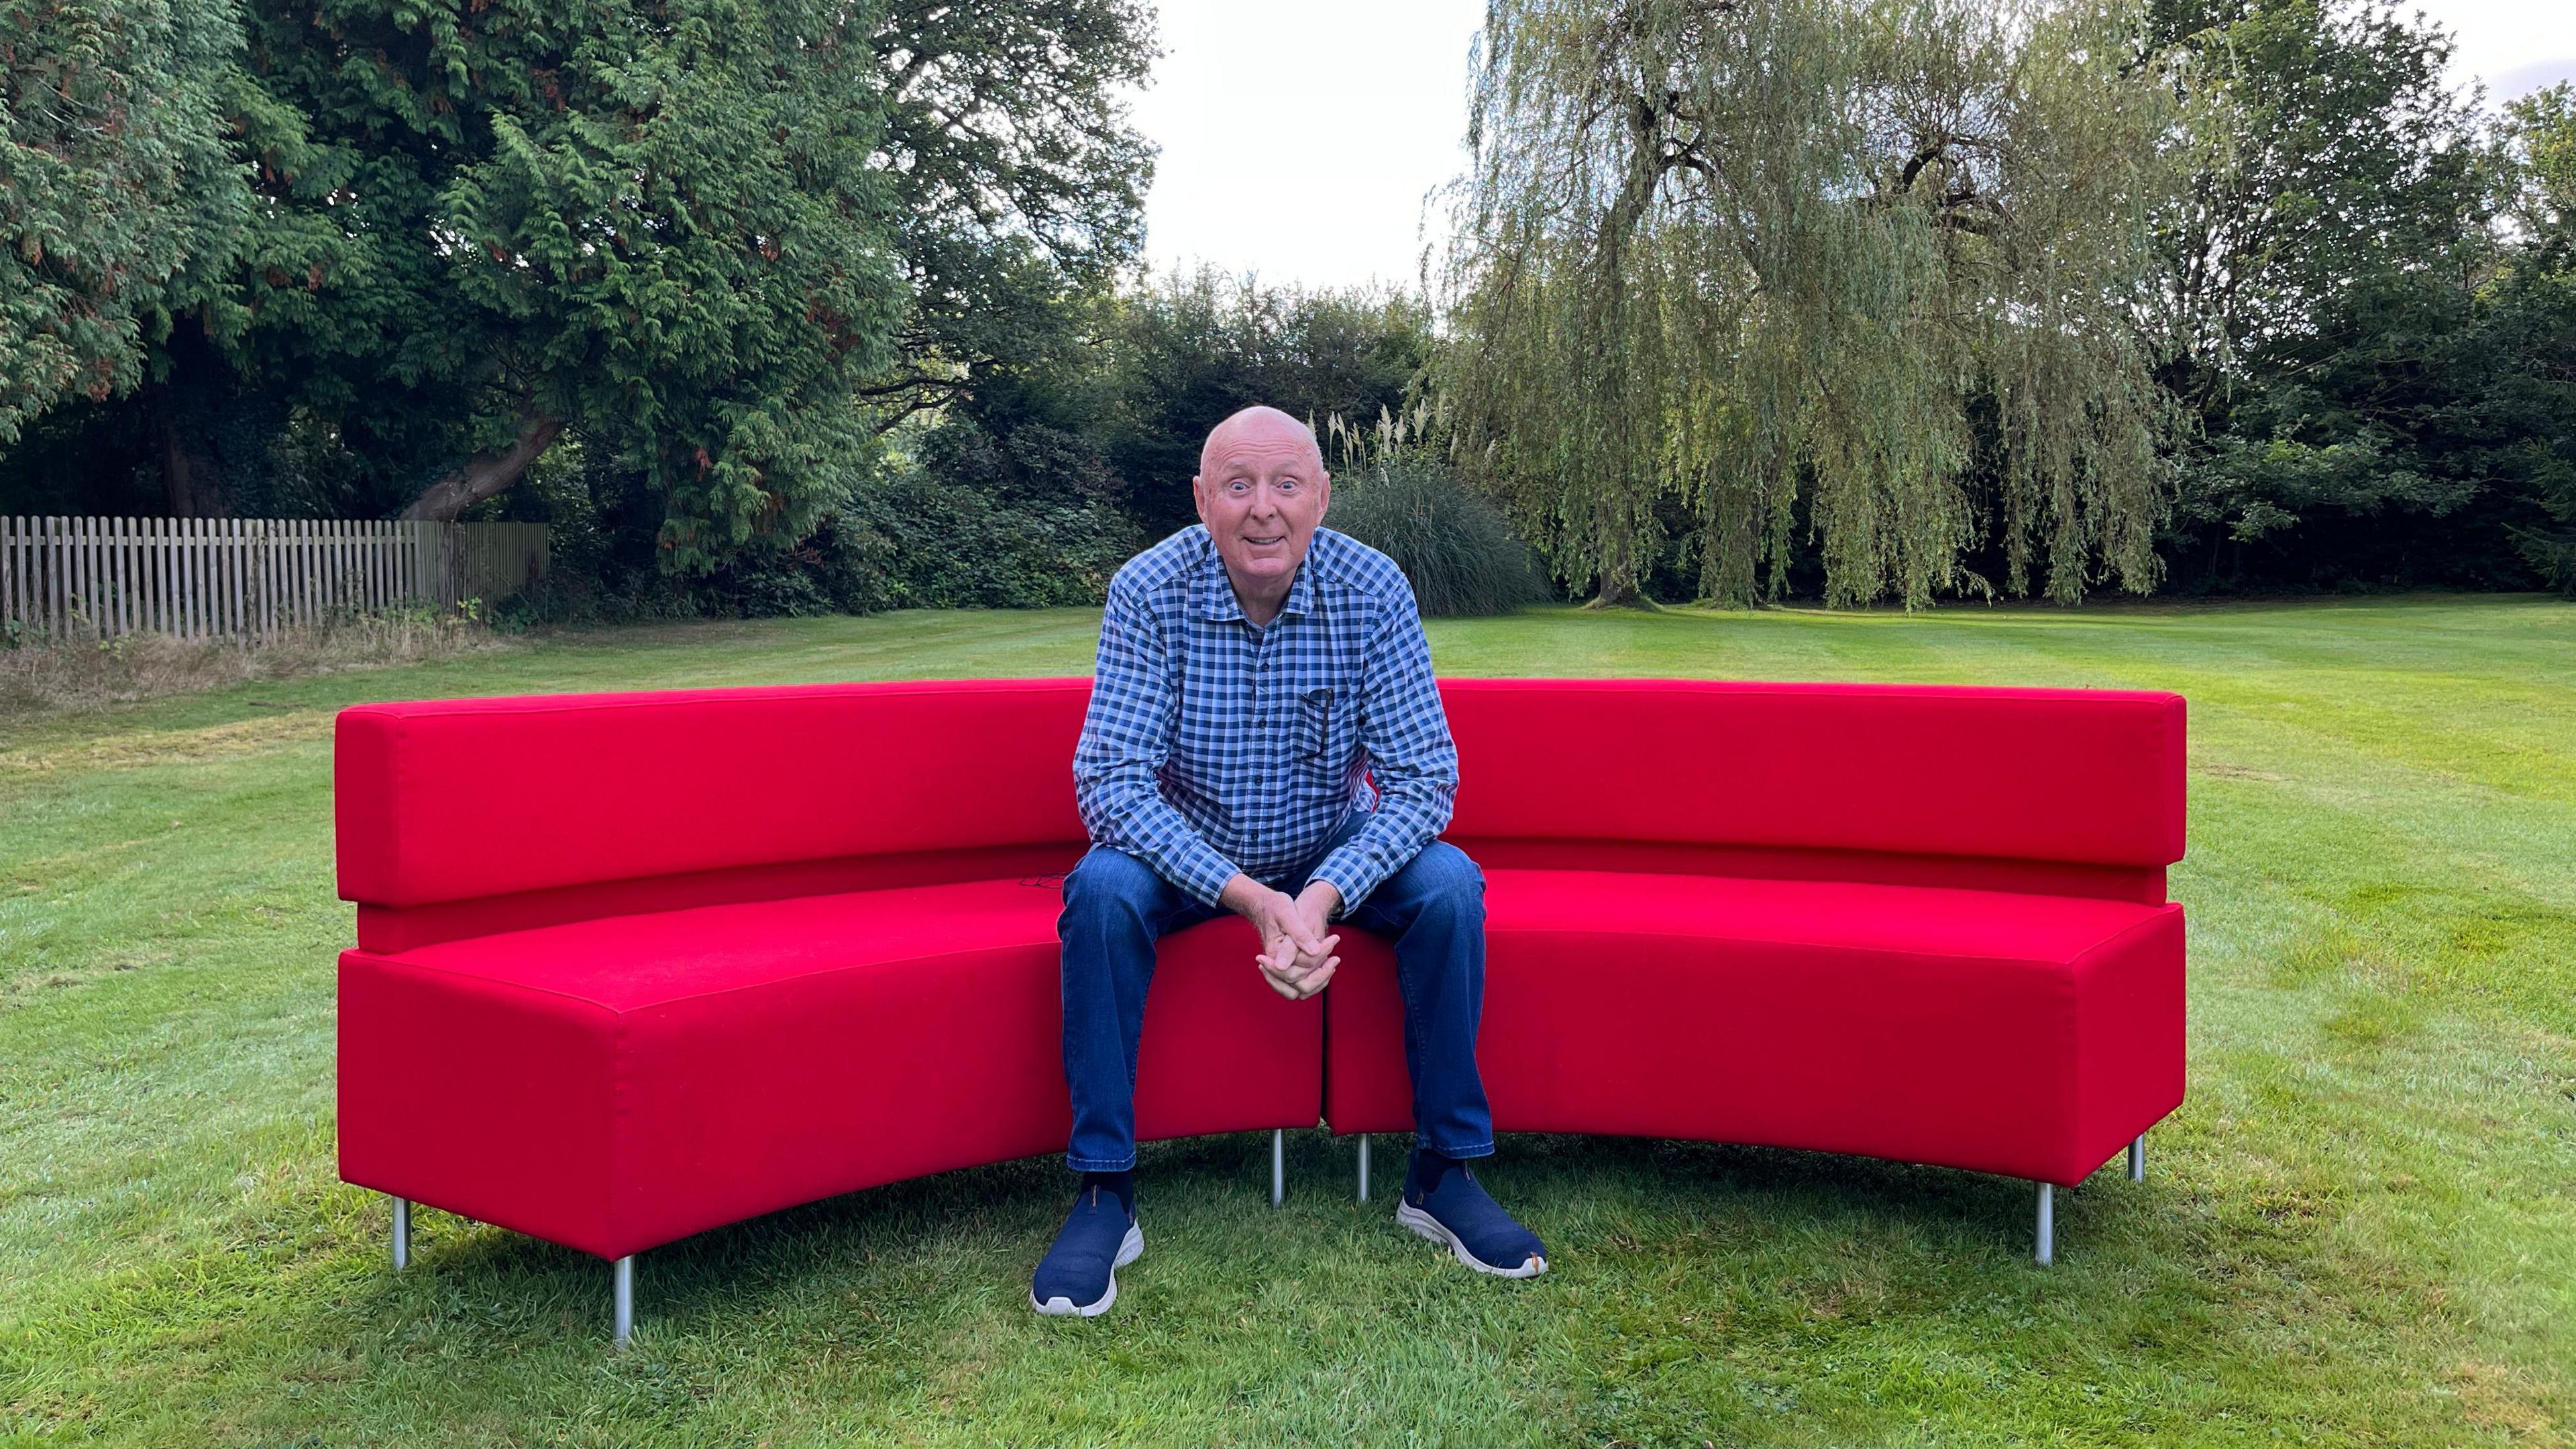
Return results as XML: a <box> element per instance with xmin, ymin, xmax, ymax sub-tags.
<box><xmin>1031</xmin><ymin>405</ymin><xmax>1546</xmax><ymax>1318</ymax></box>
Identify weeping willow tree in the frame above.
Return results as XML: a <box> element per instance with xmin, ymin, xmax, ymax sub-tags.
<box><xmin>1440</xmin><ymin>0</ymin><xmax>2178</xmax><ymax>606</ymax></box>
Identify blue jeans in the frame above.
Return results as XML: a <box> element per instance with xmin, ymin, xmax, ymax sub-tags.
<box><xmin>1059</xmin><ymin>813</ymin><xmax>1495</xmax><ymax>1171</ymax></box>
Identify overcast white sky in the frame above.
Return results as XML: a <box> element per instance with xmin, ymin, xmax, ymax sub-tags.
<box><xmin>1124</xmin><ymin>0</ymin><xmax>2576</xmax><ymax>292</ymax></box>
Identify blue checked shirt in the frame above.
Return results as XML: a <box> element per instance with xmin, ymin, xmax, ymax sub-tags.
<box><xmin>1074</xmin><ymin>524</ymin><xmax>1458</xmax><ymax>913</ymax></box>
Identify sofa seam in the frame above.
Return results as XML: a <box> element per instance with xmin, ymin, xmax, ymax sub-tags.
<box><xmin>1475</xmin><ymin>920</ymin><xmax>2166</xmax><ymax>970</ymax></box>
<box><xmin>2061</xmin><ymin>902</ymin><xmax>2187</xmax><ymax>1181</ymax></box>
<box><xmin>364</xmin><ymin>931</ymin><xmax>1194</xmax><ymax>1020</ymax></box>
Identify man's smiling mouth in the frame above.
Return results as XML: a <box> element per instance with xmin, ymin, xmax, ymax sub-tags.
<box><xmin>1244</xmin><ymin>534</ymin><xmax>1287</xmax><ymax>546</ymax></box>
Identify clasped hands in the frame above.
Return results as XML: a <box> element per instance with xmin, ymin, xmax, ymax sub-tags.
<box><xmin>1218</xmin><ymin>873</ymin><xmax>1342</xmax><ymax>1000</ymax></box>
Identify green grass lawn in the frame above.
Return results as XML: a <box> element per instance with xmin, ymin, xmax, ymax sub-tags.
<box><xmin>4</xmin><ymin>595</ymin><xmax>2572</xmax><ymax>1446</ymax></box>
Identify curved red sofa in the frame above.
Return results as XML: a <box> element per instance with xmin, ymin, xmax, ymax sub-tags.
<box><xmin>335</xmin><ymin>677</ymin><xmax>2185</xmax><ymax>1340</ymax></box>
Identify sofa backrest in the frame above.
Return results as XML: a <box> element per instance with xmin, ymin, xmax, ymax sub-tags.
<box><xmin>337</xmin><ymin>675</ymin><xmax>2187</xmax><ymax>951</ymax></box>
<box><xmin>1439</xmin><ymin>679</ymin><xmax>2186</xmax><ymax>902</ymax></box>
<box><xmin>336</xmin><ymin>680</ymin><xmax>1093</xmax><ymax>951</ymax></box>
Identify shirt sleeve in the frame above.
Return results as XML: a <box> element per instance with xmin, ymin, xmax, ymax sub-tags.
<box><xmin>1308</xmin><ymin>581</ymin><xmax>1458</xmax><ymax>913</ymax></box>
<box><xmin>1072</xmin><ymin>580</ymin><xmax>1243</xmax><ymax>907</ymax></box>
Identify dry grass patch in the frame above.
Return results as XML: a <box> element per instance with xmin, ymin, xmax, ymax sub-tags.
<box><xmin>0</xmin><ymin>613</ymin><xmax>515</xmax><ymax>719</ymax></box>
<box><xmin>0</xmin><ymin>713</ymin><xmax>339</xmax><ymax>776</ymax></box>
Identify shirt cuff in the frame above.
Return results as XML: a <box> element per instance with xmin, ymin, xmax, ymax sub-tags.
<box><xmin>1165</xmin><ymin>835</ymin><xmax>1244</xmax><ymax>909</ymax></box>
<box><xmin>1308</xmin><ymin>844</ymin><xmax>1387</xmax><ymax>917</ymax></box>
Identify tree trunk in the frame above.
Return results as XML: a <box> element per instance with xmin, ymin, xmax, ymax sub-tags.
<box><xmin>1587</xmin><ymin>570</ymin><xmax>1652</xmax><ymax>609</ymax></box>
<box><xmin>1575</xmin><ymin>83</ymin><xmax>1666</xmax><ymax>614</ymax></box>
<box><xmin>156</xmin><ymin>389</ymin><xmax>228</xmax><ymax>518</ymax></box>
<box><xmin>1588</xmin><ymin>493</ymin><xmax>1651</xmax><ymax>608</ymax></box>
<box><xmin>401</xmin><ymin>413</ymin><xmax>566</xmax><ymax>521</ymax></box>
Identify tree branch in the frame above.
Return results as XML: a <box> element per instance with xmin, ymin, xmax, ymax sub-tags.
<box><xmin>400</xmin><ymin>412</ymin><xmax>566</xmax><ymax>521</ymax></box>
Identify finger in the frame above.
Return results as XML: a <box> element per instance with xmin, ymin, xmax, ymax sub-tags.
<box><xmin>1295</xmin><ymin>960</ymin><xmax>1339</xmax><ymax>998</ymax></box>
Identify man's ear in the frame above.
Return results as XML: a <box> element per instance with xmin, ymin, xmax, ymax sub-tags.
<box><xmin>1190</xmin><ymin>473</ymin><xmax>1208</xmax><ymax>523</ymax></box>
<box><xmin>1315</xmin><ymin>472</ymin><xmax>1330</xmax><ymax>522</ymax></box>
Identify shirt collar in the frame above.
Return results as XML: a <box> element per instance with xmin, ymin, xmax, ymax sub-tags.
<box><xmin>1193</xmin><ymin>527</ymin><xmax>1320</xmax><ymax>625</ymax></box>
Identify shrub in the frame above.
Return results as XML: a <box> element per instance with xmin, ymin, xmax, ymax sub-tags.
<box><xmin>1325</xmin><ymin>455</ymin><xmax>1548</xmax><ymax>616</ymax></box>
<box><xmin>833</xmin><ymin>472</ymin><xmax>1146</xmax><ymax>610</ymax></box>
<box><xmin>493</xmin><ymin>460</ymin><xmax>1148</xmax><ymax>625</ymax></box>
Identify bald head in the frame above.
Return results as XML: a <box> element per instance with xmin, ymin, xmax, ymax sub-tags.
<box><xmin>1193</xmin><ymin>404</ymin><xmax>1332</xmax><ymax>626</ymax></box>
<box><xmin>1199</xmin><ymin>406</ymin><xmax>1322</xmax><ymax>479</ymax></box>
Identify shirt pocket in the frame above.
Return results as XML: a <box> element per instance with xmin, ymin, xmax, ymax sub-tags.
<box><xmin>1297</xmin><ymin>687</ymin><xmax>1338</xmax><ymax>763</ymax></box>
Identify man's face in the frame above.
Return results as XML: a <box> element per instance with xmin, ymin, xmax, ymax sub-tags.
<box><xmin>1193</xmin><ymin>411</ymin><xmax>1331</xmax><ymax>596</ymax></box>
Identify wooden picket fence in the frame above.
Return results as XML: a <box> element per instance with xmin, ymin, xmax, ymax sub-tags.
<box><xmin>0</xmin><ymin>517</ymin><xmax>550</xmax><ymax>644</ymax></box>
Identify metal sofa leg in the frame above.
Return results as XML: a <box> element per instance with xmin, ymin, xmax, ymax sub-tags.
<box><xmin>1356</xmin><ymin>1134</ymin><xmax>1371</xmax><ymax>1202</ymax></box>
<box><xmin>2035</xmin><ymin>1183</ymin><xmax>2055</xmax><ymax>1267</ymax></box>
<box><xmin>391</xmin><ymin>1195</ymin><xmax>410</xmax><ymax>1271</ymax></box>
<box><xmin>2129</xmin><ymin>1133</ymin><xmax>2146</xmax><ymax>1183</ymax></box>
<box><xmin>612</xmin><ymin>1256</ymin><xmax>635</xmax><ymax>1348</ymax></box>
<box><xmin>1271</xmin><ymin>1129</ymin><xmax>1285</xmax><ymax>1208</ymax></box>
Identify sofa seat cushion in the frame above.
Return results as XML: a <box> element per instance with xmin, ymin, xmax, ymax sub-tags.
<box><xmin>1326</xmin><ymin>869</ymin><xmax>2185</xmax><ymax>1187</ymax></box>
<box><xmin>392</xmin><ymin>877</ymin><xmax>1085</xmax><ymax>1010</ymax></box>
<box><xmin>339</xmin><ymin>879</ymin><xmax>1324</xmax><ymax>1260</ymax></box>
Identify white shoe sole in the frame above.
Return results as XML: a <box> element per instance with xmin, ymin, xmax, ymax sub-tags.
<box><xmin>1395</xmin><ymin>1201</ymin><xmax>1548</xmax><ymax>1279</ymax></box>
<box><xmin>1030</xmin><ymin>1222</ymin><xmax>1145</xmax><ymax>1318</ymax></box>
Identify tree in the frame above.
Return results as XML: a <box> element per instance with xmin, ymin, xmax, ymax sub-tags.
<box><xmin>1</xmin><ymin>0</ymin><xmax>249</xmax><ymax>455</ymax></box>
<box><xmin>210</xmin><ymin>0</ymin><xmax>912</xmax><ymax>564</ymax></box>
<box><xmin>2145</xmin><ymin>0</ymin><xmax>2516</xmax><ymax>588</ymax></box>
<box><xmin>2498</xmin><ymin>85</ymin><xmax>2576</xmax><ymax>592</ymax></box>
<box><xmin>4</xmin><ymin>0</ymin><xmax>1154</xmax><ymax>577</ymax></box>
<box><xmin>1440</xmin><ymin>0</ymin><xmax>2178</xmax><ymax>608</ymax></box>
<box><xmin>857</xmin><ymin>0</ymin><xmax>1158</xmax><ymax>433</ymax></box>
<box><xmin>2143</xmin><ymin>0</ymin><xmax>2491</xmax><ymax>390</ymax></box>
<box><xmin>1102</xmin><ymin>268</ymin><xmax>1434</xmax><ymax>535</ymax></box>
<box><xmin>2511</xmin><ymin>84</ymin><xmax>2576</xmax><ymax>250</ymax></box>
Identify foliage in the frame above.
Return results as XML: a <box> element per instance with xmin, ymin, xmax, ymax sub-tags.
<box><xmin>1322</xmin><ymin>416</ymin><xmax>1548</xmax><ymax>616</ymax></box>
<box><xmin>836</xmin><ymin>472</ymin><xmax>1146</xmax><ymax>610</ymax></box>
<box><xmin>2501</xmin><ymin>85</ymin><xmax>2576</xmax><ymax>594</ymax></box>
<box><xmin>1103</xmin><ymin>268</ymin><xmax>1438</xmax><ymax>537</ymax></box>
<box><xmin>2512</xmin><ymin>84</ymin><xmax>2576</xmax><ymax>249</ymax></box>
<box><xmin>0</xmin><ymin>0</ymin><xmax>1156</xmax><ymax>580</ymax></box>
<box><xmin>1442</xmin><ymin>0</ymin><xmax>2177</xmax><ymax>608</ymax></box>
<box><xmin>0</xmin><ymin>0</ymin><xmax>250</xmax><ymax>446</ymax></box>
<box><xmin>859</xmin><ymin>0</ymin><xmax>1158</xmax><ymax>433</ymax></box>
<box><xmin>490</xmin><ymin>431</ymin><xmax>1143</xmax><ymax>622</ymax></box>
<box><xmin>227</xmin><ymin>0</ymin><xmax>916</xmax><ymax>555</ymax></box>
<box><xmin>5</xmin><ymin>0</ymin><xmax>2569</xmax><ymax>611</ymax></box>
<box><xmin>2165</xmin><ymin>253</ymin><xmax>2576</xmax><ymax>592</ymax></box>
<box><xmin>2147</xmin><ymin>0</ymin><xmax>2547</xmax><ymax>591</ymax></box>
<box><xmin>2143</xmin><ymin>0</ymin><xmax>2493</xmax><ymax>388</ymax></box>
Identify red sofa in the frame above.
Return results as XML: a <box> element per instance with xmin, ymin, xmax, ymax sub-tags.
<box><xmin>335</xmin><ymin>677</ymin><xmax>2185</xmax><ymax>1343</ymax></box>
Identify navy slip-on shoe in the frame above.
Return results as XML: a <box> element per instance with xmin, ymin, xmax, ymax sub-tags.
<box><xmin>1395</xmin><ymin>1154</ymin><xmax>1548</xmax><ymax>1279</ymax></box>
<box><xmin>1030</xmin><ymin>1183</ymin><xmax>1144</xmax><ymax>1317</ymax></box>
